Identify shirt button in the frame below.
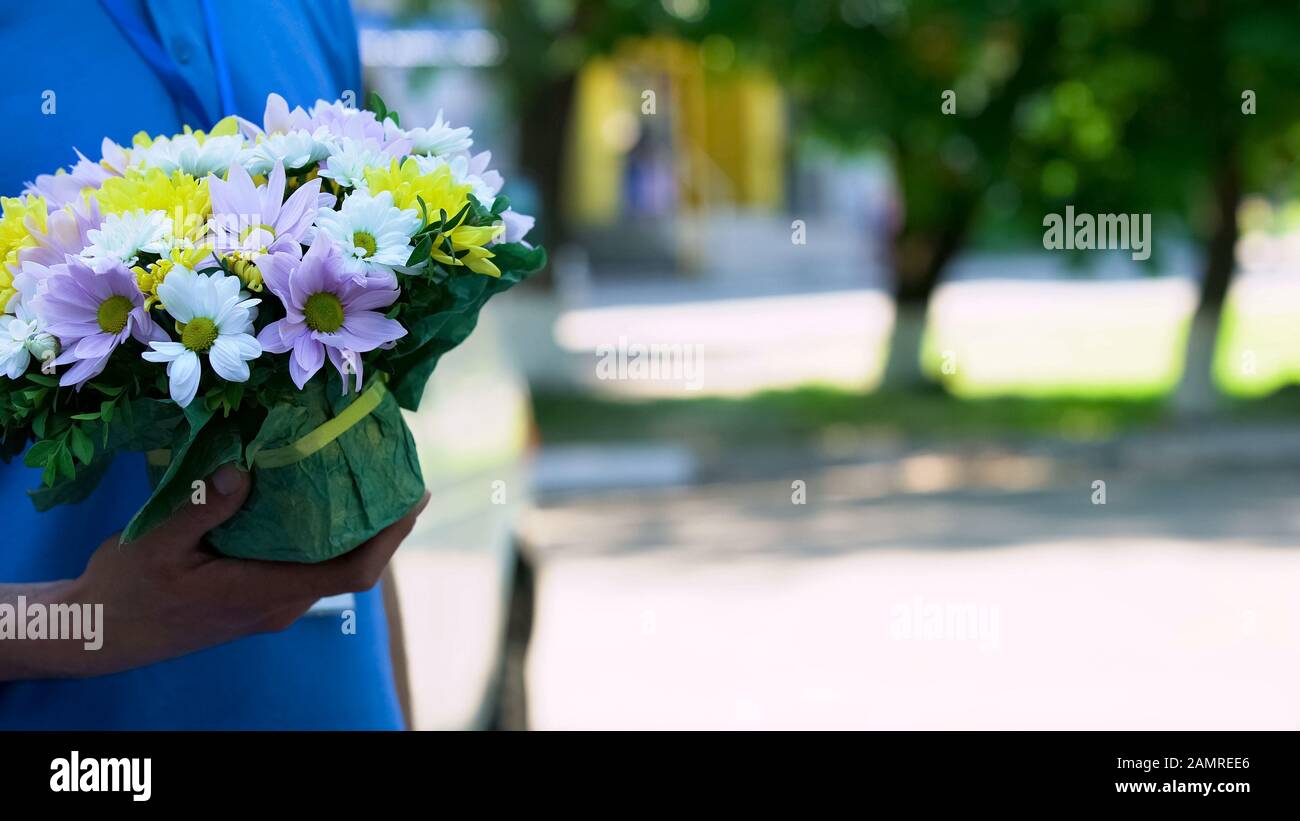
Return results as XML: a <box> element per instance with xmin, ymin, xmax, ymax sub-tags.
<box><xmin>173</xmin><ymin>37</ymin><xmax>193</xmax><ymax>64</ymax></box>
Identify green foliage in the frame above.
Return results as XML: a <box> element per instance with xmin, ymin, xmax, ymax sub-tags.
<box><xmin>385</xmin><ymin>241</ymin><xmax>545</xmax><ymax>410</ymax></box>
<box><xmin>366</xmin><ymin>91</ymin><xmax>401</xmax><ymax>126</ymax></box>
<box><xmin>457</xmin><ymin>0</ymin><xmax>1300</xmax><ymax>294</ymax></box>
<box><xmin>532</xmin><ymin>387</ymin><xmax>1168</xmax><ymax>447</ymax></box>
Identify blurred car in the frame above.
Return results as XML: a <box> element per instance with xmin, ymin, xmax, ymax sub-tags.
<box><xmin>385</xmin><ymin>308</ymin><xmax>536</xmax><ymax>730</ymax></box>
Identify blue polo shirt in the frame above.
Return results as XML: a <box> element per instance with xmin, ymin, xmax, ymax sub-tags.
<box><xmin>0</xmin><ymin>0</ymin><xmax>403</xmax><ymax>729</ymax></box>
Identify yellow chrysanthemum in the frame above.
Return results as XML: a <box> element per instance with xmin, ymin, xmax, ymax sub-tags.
<box><xmin>431</xmin><ymin>224</ymin><xmax>504</xmax><ymax>277</ymax></box>
<box><xmin>363</xmin><ymin>158</ymin><xmax>504</xmax><ymax>277</ymax></box>
<box><xmin>133</xmin><ymin>243</ymin><xmax>215</xmax><ymax>309</ymax></box>
<box><xmin>364</xmin><ymin>157</ymin><xmax>471</xmax><ymax>214</ymax></box>
<box><xmin>90</xmin><ymin>168</ymin><xmax>211</xmax><ymax>244</ymax></box>
<box><xmin>0</xmin><ymin>195</ymin><xmax>47</xmax><ymax>310</ymax></box>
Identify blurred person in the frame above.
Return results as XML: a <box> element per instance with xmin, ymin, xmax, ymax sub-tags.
<box><xmin>0</xmin><ymin>0</ymin><xmax>424</xmax><ymax>729</ymax></box>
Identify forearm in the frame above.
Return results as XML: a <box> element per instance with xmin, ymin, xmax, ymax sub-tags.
<box><xmin>0</xmin><ymin>580</ymin><xmax>91</xmax><ymax>681</ymax></box>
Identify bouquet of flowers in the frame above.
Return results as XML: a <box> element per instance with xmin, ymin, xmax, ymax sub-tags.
<box><xmin>0</xmin><ymin>93</ymin><xmax>544</xmax><ymax>562</ymax></box>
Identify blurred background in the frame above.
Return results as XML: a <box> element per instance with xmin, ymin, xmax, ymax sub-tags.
<box><xmin>363</xmin><ymin>0</ymin><xmax>1300</xmax><ymax>729</ymax></box>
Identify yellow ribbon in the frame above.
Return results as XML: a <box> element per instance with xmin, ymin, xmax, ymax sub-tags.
<box><xmin>146</xmin><ymin>379</ymin><xmax>389</xmax><ymax>470</ymax></box>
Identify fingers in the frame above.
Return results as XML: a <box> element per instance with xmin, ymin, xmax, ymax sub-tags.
<box><xmin>143</xmin><ymin>464</ymin><xmax>251</xmax><ymax>551</ymax></box>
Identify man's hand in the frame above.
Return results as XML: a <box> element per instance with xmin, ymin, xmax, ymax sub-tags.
<box><xmin>1</xmin><ymin>465</ymin><xmax>430</xmax><ymax>681</ymax></box>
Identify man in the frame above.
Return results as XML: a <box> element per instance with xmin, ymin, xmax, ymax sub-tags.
<box><xmin>0</xmin><ymin>0</ymin><xmax>422</xmax><ymax>729</ymax></box>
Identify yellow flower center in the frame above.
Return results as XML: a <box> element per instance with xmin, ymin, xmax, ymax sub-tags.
<box><xmin>304</xmin><ymin>292</ymin><xmax>345</xmax><ymax>333</ymax></box>
<box><xmin>352</xmin><ymin>230</ymin><xmax>378</xmax><ymax>258</ymax></box>
<box><xmin>96</xmin><ymin>295</ymin><xmax>133</xmax><ymax>334</ymax></box>
<box><xmin>181</xmin><ymin>316</ymin><xmax>218</xmax><ymax>352</ymax></box>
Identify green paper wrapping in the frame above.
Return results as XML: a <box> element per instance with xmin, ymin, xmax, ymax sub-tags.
<box><xmin>140</xmin><ymin>379</ymin><xmax>426</xmax><ymax>563</ymax></box>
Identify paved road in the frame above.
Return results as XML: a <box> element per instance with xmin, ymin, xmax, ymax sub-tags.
<box><xmin>521</xmin><ymin>465</ymin><xmax>1300</xmax><ymax>729</ymax></box>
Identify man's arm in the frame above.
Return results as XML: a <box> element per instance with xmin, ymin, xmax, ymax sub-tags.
<box><xmin>0</xmin><ymin>465</ymin><xmax>429</xmax><ymax>682</ymax></box>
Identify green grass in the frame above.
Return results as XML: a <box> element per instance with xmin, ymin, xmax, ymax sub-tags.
<box><xmin>1221</xmin><ymin>385</ymin><xmax>1300</xmax><ymax>421</ymax></box>
<box><xmin>532</xmin><ymin>386</ymin><xmax>1173</xmax><ymax>448</ymax></box>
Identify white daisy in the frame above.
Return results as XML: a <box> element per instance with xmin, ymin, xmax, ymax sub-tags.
<box><xmin>414</xmin><ymin>153</ymin><xmax>500</xmax><ymax>206</ymax></box>
<box><xmin>396</xmin><ymin>110</ymin><xmax>473</xmax><ymax>157</ymax></box>
<box><xmin>0</xmin><ymin>278</ymin><xmax>57</xmax><ymax>379</ymax></box>
<box><xmin>142</xmin><ymin>268</ymin><xmax>261</xmax><ymax>407</ymax></box>
<box><xmin>313</xmin><ymin>190</ymin><xmax>421</xmax><ymax>280</ymax></box>
<box><xmin>318</xmin><ymin>137</ymin><xmax>386</xmax><ymax>190</ymax></box>
<box><xmin>0</xmin><ymin>315</ymin><xmax>56</xmax><ymax>379</ymax></box>
<box><xmin>132</xmin><ymin>133</ymin><xmax>246</xmax><ymax>177</ymax></box>
<box><xmin>240</xmin><ymin>128</ymin><xmax>335</xmax><ymax>176</ymax></box>
<box><xmin>80</xmin><ymin>209</ymin><xmax>174</xmax><ymax>270</ymax></box>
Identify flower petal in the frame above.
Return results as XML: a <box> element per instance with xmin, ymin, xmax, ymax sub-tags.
<box><xmin>157</xmin><ymin>268</ymin><xmax>197</xmax><ymax>323</ymax></box>
<box><xmin>209</xmin><ymin>334</ymin><xmax>259</xmax><ymax>383</ymax></box>
<box><xmin>257</xmin><ymin>318</ymin><xmax>301</xmax><ymax>354</ymax></box>
<box><xmin>73</xmin><ymin>333</ymin><xmax>118</xmax><ymax>360</ymax></box>
<box><xmin>59</xmin><ymin>353</ymin><xmax>109</xmax><ymax>389</ymax></box>
<box><xmin>337</xmin><ymin>310</ymin><xmax>406</xmax><ymax>352</ymax></box>
<box><xmin>142</xmin><ymin>341</ymin><xmax>186</xmax><ymax>362</ymax></box>
<box><xmin>168</xmin><ymin>351</ymin><xmax>202</xmax><ymax>407</ymax></box>
<box><xmin>326</xmin><ymin>344</ymin><xmax>363</xmax><ymax>393</ymax></box>
<box><xmin>289</xmin><ymin>334</ymin><xmax>324</xmax><ymax>389</ymax></box>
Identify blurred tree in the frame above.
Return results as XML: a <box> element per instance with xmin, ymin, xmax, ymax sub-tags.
<box><xmin>693</xmin><ymin>0</ymin><xmax>1300</xmax><ymax>310</ymax></box>
<box><xmin>403</xmin><ymin>0</ymin><xmax>1300</xmax><ymax>313</ymax></box>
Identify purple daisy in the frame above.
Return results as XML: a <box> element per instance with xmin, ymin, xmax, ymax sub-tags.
<box><xmin>19</xmin><ymin>197</ymin><xmax>103</xmax><ymax>268</ymax></box>
<box><xmin>33</xmin><ymin>258</ymin><xmax>166</xmax><ymax>389</ymax></box>
<box><xmin>207</xmin><ymin>161</ymin><xmax>326</xmax><ymax>258</ymax></box>
<box><xmin>256</xmin><ymin>239</ymin><xmax>405</xmax><ymax>392</ymax></box>
<box><xmin>241</xmin><ymin>93</ymin><xmax>397</xmax><ymax>147</ymax></box>
<box><xmin>24</xmin><ymin>146</ymin><xmax>118</xmax><ymax>208</ymax></box>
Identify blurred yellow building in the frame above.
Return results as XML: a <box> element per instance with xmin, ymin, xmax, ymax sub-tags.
<box><xmin>566</xmin><ymin>36</ymin><xmax>785</xmax><ymax>228</ymax></box>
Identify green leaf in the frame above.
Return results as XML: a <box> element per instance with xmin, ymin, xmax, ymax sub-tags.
<box><xmin>70</xmin><ymin>412</ymin><xmax>101</xmax><ymax>421</ymax></box>
<box><xmin>183</xmin><ymin>400</ymin><xmax>214</xmax><ymax>433</ymax></box>
<box><xmin>121</xmin><ymin>411</ymin><xmax>234</xmax><ymax>544</ymax></box>
<box><xmin>25</xmin><ymin>373</ymin><xmax>58</xmax><ymax>387</ymax></box>
<box><xmin>407</xmin><ymin>235</ymin><xmax>432</xmax><ymax>267</ymax></box>
<box><xmin>88</xmin><ymin>382</ymin><xmax>125</xmax><ymax>396</ymax></box>
<box><xmin>31</xmin><ymin>407</ymin><xmax>48</xmax><ymax>439</ymax></box>
<box><xmin>69</xmin><ymin>425</ymin><xmax>94</xmax><ymax>466</ymax></box>
<box><xmin>489</xmin><ymin>242</ymin><xmax>548</xmax><ymax>274</ymax></box>
<box><xmin>103</xmin><ymin>398</ymin><xmax>185</xmax><ymax>452</ymax></box>
<box><xmin>23</xmin><ymin>438</ymin><xmax>57</xmax><ymax>467</ymax></box>
<box><xmin>29</xmin><ymin>452</ymin><xmax>114</xmax><ymax>512</ymax></box>
<box><xmin>57</xmin><ymin>446</ymin><xmax>75</xmax><ymax>480</ymax></box>
<box><xmin>387</xmin><ymin>259</ymin><xmax>537</xmax><ymax>411</ymax></box>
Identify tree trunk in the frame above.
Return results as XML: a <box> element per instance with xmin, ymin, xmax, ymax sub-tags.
<box><xmin>1199</xmin><ymin>159</ymin><xmax>1240</xmax><ymax>310</ymax></box>
<box><xmin>516</xmin><ymin>74</ymin><xmax>578</xmax><ymax>289</ymax></box>
<box><xmin>892</xmin><ymin>205</ymin><xmax>973</xmax><ymax>304</ymax></box>
<box><xmin>1174</xmin><ymin>158</ymin><xmax>1239</xmax><ymax>416</ymax></box>
<box><xmin>883</xmin><ymin>200</ymin><xmax>976</xmax><ymax>386</ymax></box>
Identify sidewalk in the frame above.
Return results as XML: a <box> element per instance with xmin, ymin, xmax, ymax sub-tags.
<box><xmin>532</xmin><ymin>418</ymin><xmax>1300</xmax><ymax>500</ymax></box>
<box><xmin>520</xmin><ymin>463</ymin><xmax>1300</xmax><ymax>729</ymax></box>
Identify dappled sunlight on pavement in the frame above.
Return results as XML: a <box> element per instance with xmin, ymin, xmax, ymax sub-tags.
<box><xmin>522</xmin><ymin>471</ymin><xmax>1300</xmax><ymax>729</ymax></box>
